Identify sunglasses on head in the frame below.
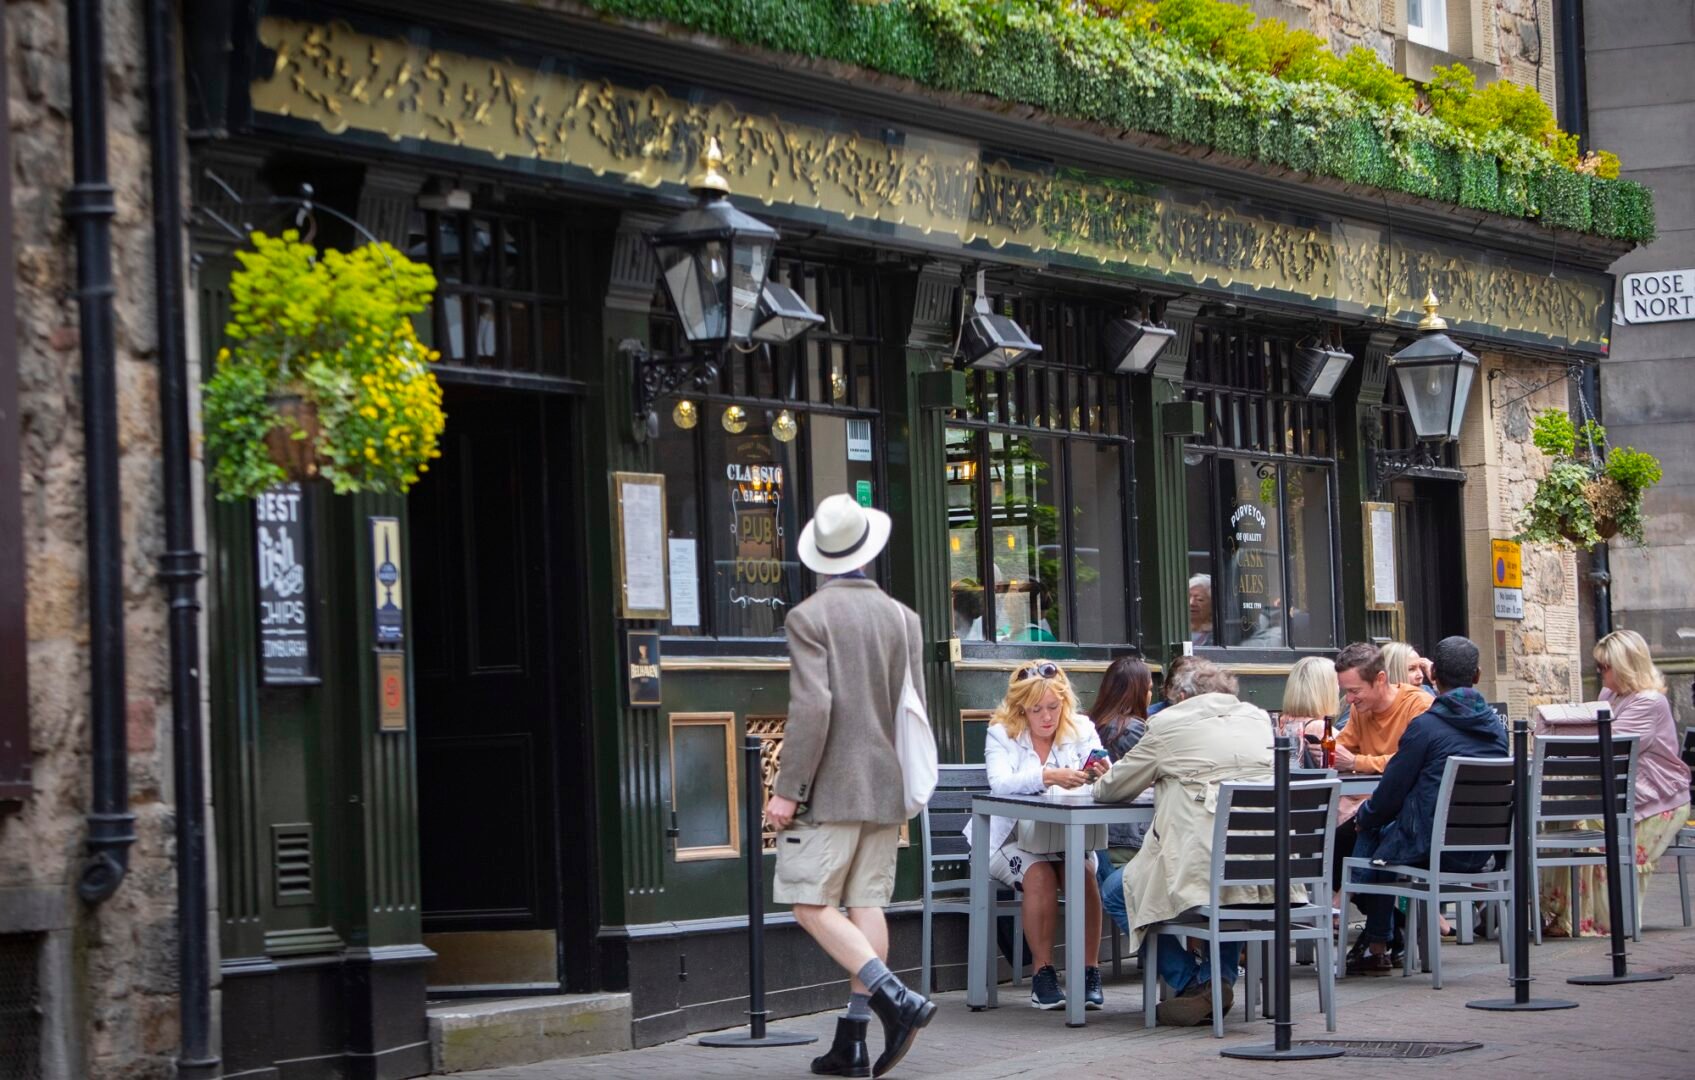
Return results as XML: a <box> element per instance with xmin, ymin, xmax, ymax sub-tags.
<box><xmin>1016</xmin><ymin>662</ymin><xmax>1061</xmax><ymax>682</ymax></box>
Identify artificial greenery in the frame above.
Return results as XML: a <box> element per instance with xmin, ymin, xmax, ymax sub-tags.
<box><xmin>578</xmin><ymin>0</ymin><xmax>1654</xmax><ymax>241</ymax></box>
<box><xmin>1516</xmin><ymin>409</ymin><xmax>1662</xmax><ymax>547</ymax></box>
<box><xmin>204</xmin><ymin>230</ymin><xmax>446</xmax><ymax>501</ymax></box>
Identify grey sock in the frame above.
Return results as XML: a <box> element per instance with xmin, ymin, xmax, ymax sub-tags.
<box><xmin>846</xmin><ymin>992</ymin><xmax>872</xmax><ymax>1021</ymax></box>
<box><xmin>856</xmin><ymin>957</ymin><xmax>897</xmax><ymax>995</ymax></box>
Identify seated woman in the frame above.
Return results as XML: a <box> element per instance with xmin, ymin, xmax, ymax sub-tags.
<box><xmin>1540</xmin><ymin>629</ymin><xmax>1693</xmax><ymax>937</ymax></box>
<box><xmin>1092</xmin><ymin>657</ymin><xmax>1154</xmax><ymax>936</ymax></box>
<box><xmin>969</xmin><ymin>661</ymin><xmax>1109</xmax><ymax>1011</ymax></box>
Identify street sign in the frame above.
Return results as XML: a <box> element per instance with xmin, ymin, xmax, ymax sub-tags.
<box><xmin>1494</xmin><ymin>588</ymin><xmax>1525</xmax><ymax>620</ymax></box>
<box><xmin>1492</xmin><ymin>539</ymin><xmax>1524</xmax><ymax>621</ymax></box>
<box><xmin>1491</xmin><ymin>539</ymin><xmax>1523</xmax><ymax>588</ymax></box>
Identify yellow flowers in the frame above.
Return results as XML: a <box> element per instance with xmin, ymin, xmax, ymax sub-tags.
<box><xmin>203</xmin><ymin>228</ymin><xmax>445</xmax><ymax>500</ymax></box>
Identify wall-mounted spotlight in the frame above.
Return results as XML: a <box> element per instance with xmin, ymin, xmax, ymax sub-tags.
<box><xmin>961</xmin><ymin>269</ymin><xmax>1041</xmax><ymax>370</ymax></box>
<box><xmin>751</xmin><ymin>280</ymin><xmax>824</xmax><ymax>344</ymax></box>
<box><xmin>1290</xmin><ymin>337</ymin><xmax>1354</xmax><ymax>400</ymax></box>
<box><xmin>1104</xmin><ymin>316</ymin><xmax>1177</xmax><ymax>374</ymax></box>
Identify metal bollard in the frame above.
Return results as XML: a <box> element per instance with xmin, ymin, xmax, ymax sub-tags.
<box><xmin>1221</xmin><ymin>735</ymin><xmax>1343</xmax><ymax>1060</ymax></box>
<box><xmin>1567</xmin><ymin>708</ymin><xmax>1673</xmax><ymax>987</ymax></box>
<box><xmin>699</xmin><ymin>735</ymin><xmax>819</xmax><ymax>1047</ymax></box>
<box><xmin>1469</xmin><ymin>715</ymin><xmax>1577</xmax><ymax>1011</ymax></box>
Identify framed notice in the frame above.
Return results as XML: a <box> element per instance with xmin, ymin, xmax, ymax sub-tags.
<box><xmin>255</xmin><ymin>484</ymin><xmax>317</xmax><ymax>684</ymax></box>
<box><xmin>627</xmin><ymin>630</ymin><xmax>662</xmax><ymax>707</ymax></box>
<box><xmin>370</xmin><ymin>516</ymin><xmax>404</xmax><ymax>645</ymax></box>
<box><xmin>376</xmin><ymin>651</ymin><xmax>407</xmax><ymax>731</ymax></box>
<box><xmin>1363</xmin><ymin>501</ymin><xmax>1399</xmax><ymax>610</ymax></box>
<box><xmin>612</xmin><ymin>471</ymin><xmax>669</xmax><ymax>619</ymax></box>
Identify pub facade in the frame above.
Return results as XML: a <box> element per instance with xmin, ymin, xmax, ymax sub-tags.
<box><xmin>188</xmin><ymin>4</ymin><xmax>1626</xmax><ymax>1075</ymax></box>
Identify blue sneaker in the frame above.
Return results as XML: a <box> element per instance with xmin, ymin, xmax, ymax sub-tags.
<box><xmin>1084</xmin><ymin>966</ymin><xmax>1104</xmax><ymax>1010</ymax></box>
<box><xmin>1030</xmin><ymin>964</ymin><xmax>1065</xmax><ymax>1010</ymax></box>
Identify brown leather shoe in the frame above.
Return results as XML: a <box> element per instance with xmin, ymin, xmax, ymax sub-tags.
<box><xmin>1155</xmin><ymin>981</ymin><xmax>1235</xmax><ymax>1026</ymax></box>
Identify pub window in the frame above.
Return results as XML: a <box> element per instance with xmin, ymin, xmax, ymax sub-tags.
<box><xmin>653</xmin><ymin>257</ymin><xmax>881</xmax><ymax>644</ymax></box>
<box><xmin>945</xmin><ymin>295</ymin><xmax>1135</xmax><ymax>649</ymax></box>
<box><xmin>409</xmin><ymin>205</ymin><xmax>576</xmax><ymax>381</ymax></box>
<box><xmin>1183</xmin><ymin>324</ymin><xmax>1340</xmax><ymax>651</ymax></box>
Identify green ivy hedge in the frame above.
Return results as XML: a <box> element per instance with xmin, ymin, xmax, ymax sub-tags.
<box><xmin>580</xmin><ymin>0</ymin><xmax>1654</xmax><ymax>242</ymax></box>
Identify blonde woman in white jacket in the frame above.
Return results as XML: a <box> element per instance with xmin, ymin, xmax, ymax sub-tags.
<box><xmin>966</xmin><ymin>661</ymin><xmax>1109</xmax><ymax>1011</ymax></box>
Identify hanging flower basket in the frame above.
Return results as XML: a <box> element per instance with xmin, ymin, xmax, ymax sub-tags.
<box><xmin>260</xmin><ymin>391</ymin><xmax>323</xmax><ymax>482</ymax></box>
<box><xmin>1517</xmin><ymin>411</ymin><xmax>1660</xmax><ymax>549</ymax></box>
<box><xmin>203</xmin><ymin>230</ymin><xmax>445</xmax><ymax>501</ymax></box>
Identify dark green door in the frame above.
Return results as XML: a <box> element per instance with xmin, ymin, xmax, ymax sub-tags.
<box><xmin>411</xmin><ymin>388</ymin><xmax>564</xmax><ymax>986</ymax></box>
<box><xmin>1394</xmin><ymin>477</ymin><xmax>1468</xmax><ymax>655</ymax></box>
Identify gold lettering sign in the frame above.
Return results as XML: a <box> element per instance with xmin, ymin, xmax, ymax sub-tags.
<box><xmin>252</xmin><ymin>16</ymin><xmax>1610</xmax><ymax>352</ymax></box>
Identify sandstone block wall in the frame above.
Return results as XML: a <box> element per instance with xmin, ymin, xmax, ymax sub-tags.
<box><xmin>0</xmin><ymin>3</ymin><xmax>184</xmax><ymax>1078</ymax></box>
<box><xmin>1459</xmin><ymin>351</ymin><xmax>1586</xmax><ymax>718</ymax></box>
<box><xmin>1253</xmin><ymin>0</ymin><xmax>1554</xmax><ymax>106</ymax></box>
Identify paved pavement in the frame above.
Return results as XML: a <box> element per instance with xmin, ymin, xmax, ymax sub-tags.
<box><xmin>436</xmin><ymin>869</ymin><xmax>1695</xmax><ymax>1080</ymax></box>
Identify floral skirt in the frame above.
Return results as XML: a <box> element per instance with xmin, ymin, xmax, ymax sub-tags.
<box><xmin>1537</xmin><ymin>803</ymin><xmax>1691</xmax><ymax>937</ymax></box>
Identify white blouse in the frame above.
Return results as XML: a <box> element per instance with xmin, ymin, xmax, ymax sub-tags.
<box><xmin>966</xmin><ymin>717</ymin><xmax>1103</xmax><ymax>854</ymax></box>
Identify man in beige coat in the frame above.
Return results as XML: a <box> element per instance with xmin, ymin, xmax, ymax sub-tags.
<box><xmin>1091</xmin><ymin>661</ymin><xmax>1277</xmax><ymax>1026</ymax></box>
<box><xmin>766</xmin><ymin>494</ymin><xmax>935</xmax><ymax>1078</ymax></box>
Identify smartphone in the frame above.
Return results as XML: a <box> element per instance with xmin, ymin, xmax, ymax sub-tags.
<box><xmin>1084</xmin><ymin>749</ymin><xmax>1110</xmax><ymax>772</ymax></box>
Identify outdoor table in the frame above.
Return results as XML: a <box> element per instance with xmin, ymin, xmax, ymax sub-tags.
<box><xmin>966</xmin><ymin>791</ymin><xmax>1154</xmax><ymax>1027</ymax></box>
<box><xmin>1338</xmin><ymin>771</ymin><xmax>1381</xmax><ymax>796</ymax></box>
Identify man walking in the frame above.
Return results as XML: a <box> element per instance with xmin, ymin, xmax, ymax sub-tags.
<box><xmin>1345</xmin><ymin>636</ymin><xmax>1508</xmax><ymax>973</ymax></box>
<box><xmin>766</xmin><ymin>494</ymin><xmax>936</xmax><ymax>1078</ymax></box>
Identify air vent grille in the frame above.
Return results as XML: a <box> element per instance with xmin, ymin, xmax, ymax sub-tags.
<box><xmin>272</xmin><ymin>823</ymin><xmax>315</xmax><ymax>907</ymax></box>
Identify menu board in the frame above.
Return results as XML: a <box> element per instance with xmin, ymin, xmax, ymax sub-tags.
<box><xmin>1364</xmin><ymin>502</ymin><xmax>1399</xmax><ymax>610</ymax></box>
<box><xmin>613</xmin><ymin>472</ymin><xmax>669</xmax><ymax>619</ymax></box>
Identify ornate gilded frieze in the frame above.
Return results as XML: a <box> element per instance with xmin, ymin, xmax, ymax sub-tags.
<box><xmin>251</xmin><ymin>15</ymin><xmax>1612</xmax><ymax>354</ymax></box>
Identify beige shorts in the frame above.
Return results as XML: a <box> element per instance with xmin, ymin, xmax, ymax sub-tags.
<box><xmin>773</xmin><ymin>820</ymin><xmax>901</xmax><ymax>908</ymax></box>
<box><xmin>990</xmin><ymin>844</ymin><xmax>1097</xmax><ymax>890</ymax></box>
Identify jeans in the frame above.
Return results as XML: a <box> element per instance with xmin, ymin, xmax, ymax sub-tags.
<box><xmin>1098</xmin><ymin>855</ymin><xmax>1128</xmax><ymax>935</ymax></box>
<box><xmin>1157</xmin><ymin>935</ymin><xmax>1239</xmax><ymax>993</ymax></box>
<box><xmin>1347</xmin><ymin>826</ymin><xmax>1401</xmax><ymax>946</ymax></box>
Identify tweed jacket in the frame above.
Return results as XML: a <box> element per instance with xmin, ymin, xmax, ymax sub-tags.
<box><xmin>772</xmin><ymin>578</ymin><xmax>924</xmax><ymax>825</ymax></box>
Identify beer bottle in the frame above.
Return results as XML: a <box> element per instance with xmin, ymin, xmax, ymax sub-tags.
<box><xmin>1321</xmin><ymin>715</ymin><xmax>1336</xmax><ymax>770</ymax></box>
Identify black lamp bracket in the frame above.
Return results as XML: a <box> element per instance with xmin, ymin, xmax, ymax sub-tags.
<box><xmin>1364</xmin><ymin>403</ymin><xmax>1466</xmax><ymax>499</ymax></box>
<box><xmin>1487</xmin><ymin>363</ymin><xmax>1583</xmax><ymax>414</ymax></box>
<box><xmin>621</xmin><ymin>338</ymin><xmax>720</xmax><ymax>441</ymax></box>
<box><xmin>1368</xmin><ymin>441</ymin><xmax>1455</xmax><ymax>499</ymax></box>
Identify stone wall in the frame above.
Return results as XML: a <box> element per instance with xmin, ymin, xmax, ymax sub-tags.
<box><xmin>1459</xmin><ymin>351</ymin><xmax>1585</xmax><ymax>717</ymax></box>
<box><xmin>0</xmin><ymin>2</ymin><xmax>182</xmax><ymax>1078</ymax></box>
<box><xmin>1252</xmin><ymin>0</ymin><xmax>1553</xmax><ymax>105</ymax></box>
<box><xmin>1584</xmin><ymin>0</ymin><xmax>1695</xmax><ymax>730</ymax></box>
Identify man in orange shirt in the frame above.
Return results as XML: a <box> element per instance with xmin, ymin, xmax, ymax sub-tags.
<box><xmin>1333</xmin><ymin>642</ymin><xmax>1432</xmax><ymax>974</ymax></box>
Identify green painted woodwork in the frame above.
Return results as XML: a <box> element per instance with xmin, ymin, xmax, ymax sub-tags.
<box><xmin>1133</xmin><ymin>302</ymin><xmax>1202</xmax><ymax>670</ymax></box>
<box><xmin>1338</xmin><ymin>330</ymin><xmax>1397</xmax><ymax>646</ymax></box>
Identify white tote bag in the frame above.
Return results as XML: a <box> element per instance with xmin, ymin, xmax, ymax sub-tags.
<box><xmin>894</xmin><ymin>604</ymin><xmax>939</xmax><ymax>818</ymax></box>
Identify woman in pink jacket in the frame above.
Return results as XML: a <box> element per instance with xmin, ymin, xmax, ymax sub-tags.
<box><xmin>1541</xmin><ymin>629</ymin><xmax>1693</xmax><ymax>936</ymax></box>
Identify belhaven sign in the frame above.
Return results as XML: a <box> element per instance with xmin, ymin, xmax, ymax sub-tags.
<box><xmin>1618</xmin><ymin>269</ymin><xmax>1695</xmax><ymax>325</ymax></box>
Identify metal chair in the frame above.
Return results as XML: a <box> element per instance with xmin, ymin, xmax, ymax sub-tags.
<box><xmin>1530</xmin><ymin>734</ymin><xmax>1641</xmax><ymax>942</ymax></box>
<box><xmin>1337</xmin><ymin>756</ymin><xmax>1514</xmax><ymax>989</ymax></box>
<box><xmin>1140</xmin><ymin>778</ymin><xmax>1341</xmax><ymax>1038</ymax></box>
<box><xmin>920</xmin><ymin>764</ymin><xmax>1023</xmax><ymax>996</ymax></box>
<box><xmin>1657</xmin><ymin>729</ymin><xmax>1695</xmax><ymax>927</ymax></box>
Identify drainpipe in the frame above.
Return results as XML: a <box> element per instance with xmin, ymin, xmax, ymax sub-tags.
<box><xmin>146</xmin><ymin>1</ymin><xmax>219</xmax><ymax>1075</ymax></box>
<box><xmin>1557</xmin><ymin>0</ymin><xmax>1612</xmax><ymax>641</ymax></box>
<box><xmin>67</xmin><ymin>0</ymin><xmax>134</xmax><ymax>903</ymax></box>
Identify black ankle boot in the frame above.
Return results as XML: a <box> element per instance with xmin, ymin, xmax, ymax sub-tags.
<box><xmin>867</xmin><ymin>979</ymin><xmax>936</xmax><ymax>1078</ymax></box>
<box><xmin>810</xmin><ymin>1017</ymin><xmax>871</xmax><ymax>1077</ymax></box>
